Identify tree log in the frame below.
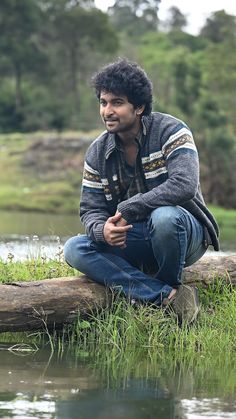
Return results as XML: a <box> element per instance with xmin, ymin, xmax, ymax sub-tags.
<box><xmin>0</xmin><ymin>254</ymin><xmax>235</xmax><ymax>332</ymax></box>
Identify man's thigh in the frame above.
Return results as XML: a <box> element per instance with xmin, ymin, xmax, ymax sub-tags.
<box><xmin>122</xmin><ymin>221</ymin><xmax>158</xmax><ymax>274</ymax></box>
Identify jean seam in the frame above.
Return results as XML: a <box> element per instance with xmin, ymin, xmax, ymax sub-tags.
<box><xmin>176</xmin><ymin>216</ymin><xmax>187</xmax><ymax>283</ymax></box>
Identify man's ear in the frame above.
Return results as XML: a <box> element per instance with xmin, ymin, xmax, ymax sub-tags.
<box><xmin>136</xmin><ymin>105</ymin><xmax>145</xmax><ymax>115</ymax></box>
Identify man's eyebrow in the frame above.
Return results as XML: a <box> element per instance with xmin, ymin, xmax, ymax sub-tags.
<box><xmin>100</xmin><ymin>97</ymin><xmax>125</xmax><ymax>102</ymax></box>
<box><xmin>111</xmin><ymin>97</ymin><xmax>125</xmax><ymax>102</ymax></box>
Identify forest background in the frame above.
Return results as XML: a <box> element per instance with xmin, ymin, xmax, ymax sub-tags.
<box><xmin>0</xmin><ymin>0</ymin><xmax>235</xmax><ymax>214</ymax></box>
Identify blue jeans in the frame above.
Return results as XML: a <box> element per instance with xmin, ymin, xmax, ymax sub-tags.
<box><xmin>64</xmin><ymin>206</ymin><xmax>207</xmax><ymax>305</ymax></box>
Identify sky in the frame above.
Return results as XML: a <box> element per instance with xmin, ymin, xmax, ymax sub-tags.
<box><xmin>94</xmin><ymin>0</ymin><xmax>236</xmax><ymax>35</ymax></box>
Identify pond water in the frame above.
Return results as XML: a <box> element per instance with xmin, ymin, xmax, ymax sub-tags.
<box><xmin>0</xmin><ymin>210</ymin><xmax>83</xmax><ymax>262</ymax></box>
<box><xmin>0</xmin><ymin>347</ymin><xmax>235</xmax><ymax>419</ymax></box>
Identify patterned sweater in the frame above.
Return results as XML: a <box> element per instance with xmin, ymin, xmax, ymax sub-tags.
<box><xmin>80</xmin><ymin>112</ymin><xmax>219</xmax><ymax>251</ymax></box>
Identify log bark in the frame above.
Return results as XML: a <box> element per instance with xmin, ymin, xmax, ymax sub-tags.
<box><xmin>0</xmin><ymin>254</ymin><xmax>235</xmax><ymax>332</ymax></box>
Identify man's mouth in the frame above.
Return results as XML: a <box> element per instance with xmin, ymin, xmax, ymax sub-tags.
<box><xmin>104</xmin><ymin>118</ymin><xmax>119</xmax><ymax>123</ymax></box>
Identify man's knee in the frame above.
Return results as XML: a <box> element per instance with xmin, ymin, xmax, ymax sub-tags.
<box><xmin>149</xmin><ymin>206</ymin><xmax>183</xmax><ymax>234</ymax></box>
<box><xmin>63</xmin><ymin>235</ymin><xmax>89</xmax><ymax>267</ymax></box>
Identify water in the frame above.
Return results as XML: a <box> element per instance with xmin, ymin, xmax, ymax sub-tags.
<box><xmin>0</xmin><ymin>210</ymin><xmax>82</xmax><ymax>238</ymax></box>
<box><xmin>0</xmin><ymin>210</ymin><xmax>84</xmax><ymax>262</ymax></box>
<box><xmin>0</xmin><ymin>347</ymin><xmax>235</xmax><ymax>418</ymax></box>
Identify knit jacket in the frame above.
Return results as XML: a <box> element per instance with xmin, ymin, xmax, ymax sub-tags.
<box><xmin>80</xmin><ymin>112</ymin><xmax>220</xmax><ymax>251</ymax></box>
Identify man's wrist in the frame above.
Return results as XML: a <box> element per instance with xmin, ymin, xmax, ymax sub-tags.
<box><xmin>93</xmin><ymin>223</ymin><xmax>106</xmax><ymax>243</ymax></box>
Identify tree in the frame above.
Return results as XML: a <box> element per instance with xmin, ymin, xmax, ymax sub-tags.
<box><xmin>165</xmin><ymin>6</ymin><xmax>187</xmax><ymax>32</ymax></box>
<box><xmin>194</xmin><ymin>94</ymin><xmax>236</xmax><ymax>207</ymax></box>
<box><xmin>52</xmin><ymin>6</ymin><xmax>119</xmax><ymax>115</ymax></box>
<box><xmin>108</xmin><ymin>0</ymin><xmax>161</xmax><ymax>36</ymax></box>
<box><xmin>200</xmin><ymin>10</ymin><xmax>236</xmax><ymax>43</ymax></box>
<box><xmin>0</xmin><ymin>0</ymin><xmax>47</xmax><ymax>111</ymax></box>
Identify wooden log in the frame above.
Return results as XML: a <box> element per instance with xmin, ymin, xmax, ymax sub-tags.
<box><xmin>0</xmin><ymin>254</ymin><xmax>235</xmax><ymax>332</ymax></box>
<box><xmin>184</xmin><ymin>253</ymin><xmax>236</xmax><ymax>285</ymax></box>
<box><xmin>0</xmin><ymin>276</ymin><xmax>109</xmax><ymax>333</ymax></box>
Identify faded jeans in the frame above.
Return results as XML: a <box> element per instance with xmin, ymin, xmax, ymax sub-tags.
<box><xmin>63</xmin><ymin>206</ymin><xmax>207</xmax><ymax>305</ymax></box>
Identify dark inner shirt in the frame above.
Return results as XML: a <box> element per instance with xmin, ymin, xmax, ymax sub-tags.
<box><xmin>115</xmin><ymin>134</ymin><xmax>147</xmax><ymax>201</ymax></box>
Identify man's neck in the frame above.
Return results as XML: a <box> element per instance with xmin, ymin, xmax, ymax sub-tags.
<box><xmin>117</xmin><ymin>126</ymin><xmax>141</xmax><ymax>146</ymax></box>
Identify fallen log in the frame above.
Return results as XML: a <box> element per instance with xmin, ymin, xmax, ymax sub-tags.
<box><xmin>0</xmin><ymin>254</ymin><xmax>235</xmax><ymax>332</ymax></box>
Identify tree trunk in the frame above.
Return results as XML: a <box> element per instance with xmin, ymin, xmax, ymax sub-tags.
<box><xmin>70</xmin><ymin>45</ymin><xmax>80</xmax><ymax>114</ymax></box>
<box><xmin>14</xmin><ymin>62</ymin><xmax>23</xmax><ymax>110</ymax></box>
<box><xmin>0</xmin><ymin>254</ymin><xmax>235</xmax><ymax>332</ymax></box>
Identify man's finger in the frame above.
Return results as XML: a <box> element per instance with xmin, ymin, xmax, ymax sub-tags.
<box><xmin>108</xmin><ymin>212</ymin><xmax>122</xmax><ymax>223</ymax></box>
<box><xmin>111</xmin><ymin>234</ymin><xmax>126</xmax><ymax>243</ymax></box>
<box><xmin>112</xmin><ymin>225</ymin><xmax>132</xmax><ymax>233</ymax></box>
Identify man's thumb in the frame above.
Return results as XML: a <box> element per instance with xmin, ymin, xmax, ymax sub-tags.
<box><xmin>109</xmin><ymin>212</ymin><xmax>122</xmax><ymax>223</ymax></box>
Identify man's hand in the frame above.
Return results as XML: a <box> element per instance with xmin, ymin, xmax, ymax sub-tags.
<box><xmin>103</xmin><ymin>212</ymin><xmax>132</xmax><ymax>247</ymax></box>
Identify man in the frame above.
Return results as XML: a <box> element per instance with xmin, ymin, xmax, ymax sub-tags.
<box><xmin>64</xmin><ymin>58</ymin><xmax>219</xmax><ymax>323</ymax></box>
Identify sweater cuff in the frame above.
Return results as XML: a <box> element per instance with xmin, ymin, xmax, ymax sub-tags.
<box><xmin>92</xmin><ymin>223</ymin><xmax>106</xmax><ymax>243</ymax></box>
<box><xmin>117</xmin><ymin>202</ymin><xmax>134</xmax><ymax>223</ymax></box>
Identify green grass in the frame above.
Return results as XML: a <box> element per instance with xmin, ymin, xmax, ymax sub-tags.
<box><xmin>0</xmin><ymin>131</ymin><xmax>87</xmax><ymax>214</ymax></box>
<box><xmin>210</xmin><ymin>205</ymin><xmax>236</xmax><ymax>229</ymax></box>
<box><xmin>70</xmin><ymin>281</ymin><xmax>236</xmax><ymax>357</ymax></box>
<box><xmin>209</xmin><ymin>205</ymin><xmax>236</xmax><ymax>250</ymax></box>
<box><xmin>0</xmin><ymin>254</ymin><xmax>235</xmax><ymax>358</ymax></box>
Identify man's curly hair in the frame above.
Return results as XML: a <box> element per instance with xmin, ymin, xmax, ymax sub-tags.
<box><xmin>92</xmin><ymin>58</ymin><xmax>153</xmax><ymax>115</ymax></box>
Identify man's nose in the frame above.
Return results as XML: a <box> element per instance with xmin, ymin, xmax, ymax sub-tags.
<box><xmin>104</xmin><ymin>103</ymin><xmax>114</xmax><ymax>116</ymax></box>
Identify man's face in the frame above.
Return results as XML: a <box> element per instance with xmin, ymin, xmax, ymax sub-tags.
<box><xmin>99</xmin><ymin>91</ymin><xmax>143</xmax><ymax>135</ymax></box>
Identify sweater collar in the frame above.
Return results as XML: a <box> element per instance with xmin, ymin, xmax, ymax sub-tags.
<box><xmin>105</xmin><ymin>114</ymin><xmax>152</xmax><ymax>159</ymax></box>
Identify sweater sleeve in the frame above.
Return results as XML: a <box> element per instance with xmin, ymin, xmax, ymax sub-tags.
<box><xmin>117</xmin><ymin>130</ymin><xmax>199</xmax><ymax>223</ymax></box>
<box><xmin>80</xmin><ymin>155</ymin><xmax>111</xmax><ymax>243</ymax></box>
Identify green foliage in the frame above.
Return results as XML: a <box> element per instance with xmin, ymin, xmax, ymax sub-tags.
<box><xmin>0</xmin><ymin>0</ymin><xmax>118</xmax><ymax>132</ymax></box>
<box><xmin>0</xmin><ymin>81</ymin><xmax>24</xmax><ymax>132</ymax></box>
<box><xmin>108</xmin><ymin>0</ymin><xmax>160</xmax><ymax>35</ymax></box>
<box><xmin>0</xmin><ymin>0</ymin><xmax>47</xmax><ymax>110</ymax></box>
<box><xmin>200</xmin><ymin>10</ymin><xmax>236</xmax><ymax>43</ymax></box>
<box><xmin>164</xmin><ymin>6</ymin><xmax>187</xmax><ymax>32</ymax></box>
<box><xmin>137</xmin><ymin>18</ymin><xmax>236</xmax><ymax>207</ymax></box>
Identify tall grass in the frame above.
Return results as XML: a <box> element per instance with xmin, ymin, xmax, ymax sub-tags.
<box><xmin>67</xmin><ymin>280</ymin><xmax>236</xmax><ymax>357</ymax></box>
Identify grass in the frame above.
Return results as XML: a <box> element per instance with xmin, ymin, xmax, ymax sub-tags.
<box><xmin>0</xmin><ymin>131</ymin><xmax>88</xmax><ymax>214</ymax></box>
<box><xmin>209</xmin><ymin>205</ymin><xmax>236</xmax><ymax>250</ymax></box>
<box><xmin>71</xmin><ymin>281</ymin><xmax>236</xmax><ymax>357</ymax></box>
<box><xmin>0</xmin><ymin>248</ymin><xmax>235</xmax><ymax>358</ymax></box>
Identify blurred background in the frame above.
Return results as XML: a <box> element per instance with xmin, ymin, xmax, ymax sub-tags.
<box><xmin>0</xmin><ymin>0</ymin><xmax>235</xmax><ymax>255</ymax></box>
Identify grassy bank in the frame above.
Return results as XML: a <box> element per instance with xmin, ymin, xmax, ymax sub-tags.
<box><xmin>0</xmin><ymin>131</ymin><xmax>97</xmax><ymax>214</ymax></box>
<box><xmin>0</xmin><ymin>255</ymin><xmax>235</xmax><ymax>357</ymax></box>
<box><xmin>1</xmin><ymin>131</ymin><xmax>236</xmax><ymax>221</ymax></box>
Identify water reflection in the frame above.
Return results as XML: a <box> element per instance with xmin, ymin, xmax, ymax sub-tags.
<box><xmin>0</xmin><ymin>210</ymin><xmax>82</xmax><ymax>238</ymax></box>
<box><xmin>0</xmin><ymin>346</ymin><xmax>235</xmax><ymax>418</ymax></box>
